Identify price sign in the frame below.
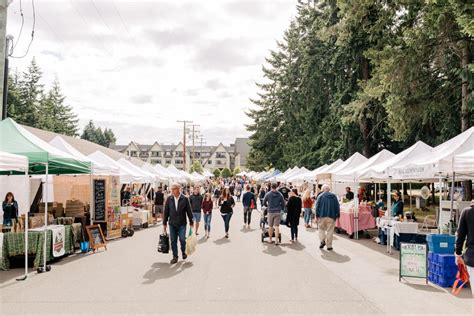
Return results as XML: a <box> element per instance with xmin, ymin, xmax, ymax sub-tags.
<box><xmin>399</xmin><ymin>242</ymin><xmax>427</xmax><ymax>282</ymax></box>
<box><xmin>94</xmin><ymin>179</ymin><xmax>106</xmax><ymax>221</ymax></box>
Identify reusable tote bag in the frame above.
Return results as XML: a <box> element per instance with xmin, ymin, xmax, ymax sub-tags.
<box><xmin>185</xmin><ymin>227</ymin><xmax>197</xmax><ymax>255</ymax></box>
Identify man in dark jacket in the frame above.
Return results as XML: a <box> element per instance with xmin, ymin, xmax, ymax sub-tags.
<box><xmin>315</xmin><ymin>184</ymin><xmax>340</xmax><ymax>251</ymax></box>
<box><xmin>163</xmin><ymin>183</ymin><xmax>194</xmax><ymax>264</ymax></box>
<box><xmin>189</xmin><ymin>186</ymin><xmax>203</xmax><ymax>235</ymax></box>
<box><xmin>455</xmin><ymin>200</ymin><xmax>474</xmax><ymax>296</ymax></box>
<box><xmin>242</xmin><ymin>185</ymin><xmax>257</xmax><ymax>228</ymax></box>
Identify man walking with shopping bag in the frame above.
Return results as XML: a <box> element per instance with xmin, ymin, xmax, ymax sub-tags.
<box><xmin>163</xmin><ymin>183</ymin><xmax>194</xmax><ymax>264</ymax></box>
<box><xmin>315</xmin><ymin>184</ymin><xmax>340</xmax><ymax>251</ymax></box>
<box><xmin>455</xmin><ymin>199</ymin><xmax>473</xmax><ymax>297</ymax></box>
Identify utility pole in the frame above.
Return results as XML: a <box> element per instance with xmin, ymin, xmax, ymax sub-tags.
<box><xmin>177</xmin><ymin>120</ymin><xmax>192</xmax><ymax>171</ymax></box>
<box><xmin>189</xmin><ymin>124</ymin><xmax>200</xmax><ymax>165</ymax></box>
<box><xmin>199</xmin><ymin>136</ymin><xmax>206</xmax><ymax>166</ymax></box>
<box><xmin>0</xmin><ymin>0</ymin><xmax>8</xmax><ymax>120</ymax></box>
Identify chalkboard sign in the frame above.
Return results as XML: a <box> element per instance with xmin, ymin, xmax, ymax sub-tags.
<box><xmin>85</xmin><ymin>224</ymin><xmax>107</xmax><ymax>252</ymax></box>
<box><xmin>399</xmin><ymin>243</ymin><xmax>427</xmax><ymax>283</ymax></box>
<box><xmin>94</xmin><ymin>179</ymin><xmax>106</xmax><ymax>221</ymax></box>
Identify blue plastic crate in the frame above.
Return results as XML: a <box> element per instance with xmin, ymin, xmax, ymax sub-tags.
<box><xmin>434</xmin><ymin>253</ymin><xmax>456</xmax><ymax>266</ymax></box>
<box><xmin>435</xmin><ymin>274</ymin><xmax>456</xmax><ymax>288</ymax></box>
<box><xmin>428</xmin><ymin>252</ymin><xmax>434</xmax><ymax>261</ymax></box>
<box><xmin>433</xmin><ymin>264</ymin><xmax>457</xmax><ymax>277</ymax></box>
<box><xmin>428</xmin><ymin>272</ymin><xmax>437</xmax><ymax>284</ymax></box>
<box><xmin>427</xmin><ymin>234</ymin><xmax>455</xmax><ymax>254</ymax></box>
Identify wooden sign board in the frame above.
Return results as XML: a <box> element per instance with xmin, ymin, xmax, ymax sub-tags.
<box><xmin>86</xmin><ymin>224</ymin><xmax>107</xmax><ymax>252</ymax></box>
<box><xmin>94</xmin><ymin>179</ymin><xmax>106</xmax><ymax>222</ymax></box>
<box><xmin>399</xmin><ymin>242</ymin><xmax>427</xmax><ymax>283</ymax></box>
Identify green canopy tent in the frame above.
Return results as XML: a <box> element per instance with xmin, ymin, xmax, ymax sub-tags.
<box><xmin>0</xmin><ymin>118</ymin><xmax>91</xmax><ymax>277</ymax></box>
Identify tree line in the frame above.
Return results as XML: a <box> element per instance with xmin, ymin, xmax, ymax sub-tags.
<box><xmin>6</xmin><ymin>58</ymin><xmax>116</xmax><ymax>147</ymax></box>
<box><xmin>246</xmin><ymin>0</ymin><xmax>473</xmax><ymax>171</ymax></box>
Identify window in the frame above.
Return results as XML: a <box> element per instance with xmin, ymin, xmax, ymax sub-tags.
<box><xmin>175</xmin><ymin>151</ymin><xmax>183</xmax><ymax>158</ymax></box>
<box><xmin>165</xmin><ymin>151</ymin><xmax>172</xmax><ymax>157</ymax></box>
<box><xmin>208</xmin><ymin>160</ymin><xmax>212</xmax><ymax>164</ymax></box>
<box><xmin>165</xmin><ymin>160</ymin><xmax>171</xmax><ymax>164</ymax></box>
<box><xmin>216</xmin><ymin>152</ymin><xmax>226</xmax><ymax>158</ymax></box>
<box><xmin>151</xmin><ymin>151</ymin><xmax>161</xmax><ymax>157</ymax></box>
<box><xmin>130</xmin><ymin>151</ymin><xmax>137</xmax><ymax>156</ymax></box>
<box><xmin>140</xmin><ymin>151</ymin><xmax>148</xmax><ymax>157</ymax></box>
<box><xmin>175</xmin><ymin>159</ymin><xmax>183</xmax><ymax>164</ymax></box>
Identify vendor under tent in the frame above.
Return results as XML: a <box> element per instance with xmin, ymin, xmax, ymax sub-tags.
<box><xmin>0</xmin><ymin>151</ymin><xmax>29</xmax><ymax>279</ymax></box>
<box><xmin>88</xmin><ymin>151</ymin><xmax>144</xmax><ymax>184</ymax></box>
<box><xmin>0</xmin><ymin>118</ymin><xmax>91</xmax><ymax>277</ymax></box>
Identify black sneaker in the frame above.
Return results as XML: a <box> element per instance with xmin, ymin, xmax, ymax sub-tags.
<box><xmin>319</xmin><ymin>241</ymin><xmax>326</xmax><ymax>249</ymax></box>
<box><xmin>170</xmin><ymin>257</ymin><xmax>178</xmax><ymax>264</ymax></box>
<box><xmin>182</xmin><ymin>253</ymin><xmax>188</xmax><ymax>260</ymax></box>
<box><xmin>327</xmin><ymin>247</ymin><xmax>333</xmax><ymax>251</ymax></box>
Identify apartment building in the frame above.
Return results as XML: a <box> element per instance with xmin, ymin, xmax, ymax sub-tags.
<box><xmin>110</xmin><ymin>138</ymin><xmax>250</xmax><ymax>171</ymax></box>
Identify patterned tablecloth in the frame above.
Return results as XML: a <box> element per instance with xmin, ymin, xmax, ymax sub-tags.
<box><xmin>0</xmin><ymin>223</ymin><xmax>82</xmax><ymax>270</ymax></box>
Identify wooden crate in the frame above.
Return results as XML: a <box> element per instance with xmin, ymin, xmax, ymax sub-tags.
<box><xmin>65</xmin><ymin>200</ymin><xmax>85</xmax><ymax>217</ymax></box>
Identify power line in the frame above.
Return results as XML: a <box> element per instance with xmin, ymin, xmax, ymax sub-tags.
<box><xmin>10</xmin><ymin>0</ymin><xmax>35</xmax><ymax>59</ymax></box>
<box><xmin>90</xmin><ymin>0</ymin><xmax>124</xmax><ymax>49</ymax></box>
<box><xmin>111</xmin><ymin>0</ymin><xmax>132</xmax><ymax>38</ymax></box>
<box><xmin>11</xmin><ymin>0</ymin><xmax>24</xmax><ymax>52</ymax></box>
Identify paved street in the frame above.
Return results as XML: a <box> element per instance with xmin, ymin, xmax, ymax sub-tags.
<box><xmin>1</xmin><ymin>203</ymin><xmax>472</xmax><ymax>315</ymax></box>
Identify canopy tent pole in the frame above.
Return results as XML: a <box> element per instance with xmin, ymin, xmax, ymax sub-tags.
<box><xmin>438</xmin><ymin>174</ymin><xmax>442</xmax><ymax>233</ymax></box>
<box><xmin>449</xmin><ymin>171</ymin><xmax>455</xmax><ymax>236</ymax></box>
<box><xmin>409</xmin><ymin>183</ymin><xmax>412</xmax><ymax>211</ymax></box>
<box><xmin>17</xmin><ymin>168</ymin><xmax>30</xmax><ymax>281</ymax></box>
<box><xmin>354</xmin><ymin>179</ymin><xmax>359</xmax><ymax>240</ymax></box>
<box><xmin>90</xmin><ymin>168</ymin><xmax>94</xmax><ymax>225</ymax></box>
<box><xmin>387</xmin><ymin>177</ymin><xmax>392</xmax><ymax>216</ymax></box>
<box><xmin>39</xmin><ymin>163</ymin><xmax>50</xmax><ymax>273</ymax></box>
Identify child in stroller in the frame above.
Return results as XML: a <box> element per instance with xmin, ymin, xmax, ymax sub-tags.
<box><xmin>260</xmin><ymin>206</ymin><xmax>282</xmax><ymax>243</ymax></box>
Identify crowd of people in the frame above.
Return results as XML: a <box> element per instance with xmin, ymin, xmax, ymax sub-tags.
<box><xmin>151</xmin><ymin>177</ymin><xmax>346</xmax><ymax>264</ymax></box>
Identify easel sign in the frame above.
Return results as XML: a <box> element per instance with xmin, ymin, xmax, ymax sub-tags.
<box><xmin>399</xmin><ymin>242</ymin><xmax>427</xmax><ymax>283</ymax></box>
<box><xmin>85</xmin><ymin>225</ymin><xmax>107</xmax><ymax>252</ymax></box>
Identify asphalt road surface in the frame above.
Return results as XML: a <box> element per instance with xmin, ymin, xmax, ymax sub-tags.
<box><xmin>1</xmin><ymin>203</ymin><xmax>472</xmax><ymax>315</ymax></box>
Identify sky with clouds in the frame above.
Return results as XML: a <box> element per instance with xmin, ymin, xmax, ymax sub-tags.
<box><xmin>6</xmin><ymin>0</ymin><xmax>297</xmax><ymax>146</ymax></box>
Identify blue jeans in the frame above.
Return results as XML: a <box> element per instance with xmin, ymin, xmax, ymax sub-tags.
<box><xmin>304</xmin><ymin>208</ymin><xmax>312</xmax><ymax>225</ymax></box>
<box><xmin>204</xmin><ymin>213</ymin><xmax>212</xmax><ymax>232</ymax></box>
<box><xmin>221</xmin><ymin>212</ymin><xmax>233</xmax><ymax>233</ymax></box>
<box><xmin>193</xmin><ymin>212</ymin><xmax>202</xmax><ymax>222</ymax></box>
<box><xmin>169</xmin><ymin>224</ymin><xmax>186</xmax><ymax>258</ymax></box>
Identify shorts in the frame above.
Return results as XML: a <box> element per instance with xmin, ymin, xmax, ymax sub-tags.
<box><xmin>193</xmin><ymin>212</ymin><xmax>202</xmax><ymax>222</ymax></box>
<box><xmin>267</xmin><ymin>212</ymin><xmax>281</xmax><ymax>227</ymax></box>
<box><xmin>154</xmin><ymin>205</ymin><xmax>163</xmax><ymax>216</ymax></box>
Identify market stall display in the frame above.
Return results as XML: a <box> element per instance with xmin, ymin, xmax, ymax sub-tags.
<box><xmin>336</xmin><ymin>203</ymin><xmax>375</xmax><ymax>236</ymax></box>
<box><xmin>0</xmin><ymin>223</ymin><xmax>82</xmax><ymax>270</ymax></box>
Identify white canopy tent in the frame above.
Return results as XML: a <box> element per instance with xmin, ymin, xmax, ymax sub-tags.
<box><xmin>202</xmin><ymin>169</ymin><xmax>214</xmax><ymax>178</ymax></box>
<box><xmin>191</xmin><ymin>171</ymin><xmax>206</xmax><ymax>182</ymax></box>
<box><xmin>49</xmin><ymin>136</ymin><xmax>119</xmax><ymax>176</ymax></box>
<box><xmin>392</xmin><ymin>127</ymin><xmax>474</xmax><ymax>180</ymax></box>
<box><xmin>282</xmin><ymin>167</ymin><xmax>309</xmax><ymax>183</ymax></box>
<box><xmin>155</xmin><ymin>164</ymin><xmax>186</xmax><ymax>183</ymax></box>
<box><xmin>289</xmin><ymin>164</ymin><xmax>329</xmax><ymax>184</ymax></box>
<box><xmin>448</xmin><ymin>150</ymin><xmax>474</xmax><ymax>174</ymax></box>
<box><xmin>141</xmin><ymin>163</ymin><xmax>169</xmax><ymax>182</ymax></box>
<box><xmin>274</xmin><ymin>167</ymin><xmax>297</xmax><ymax>182</ymax></box>
<box><xmin>116</xmin><ymin>158</ymin><xmax>156</xmax><ymax>183</ymax></box>
<box><xmin>357</xmin><ymin>141</ymin><xmax>433</xmax><ymax>183</ymax></box>
<box><xmin>167</xmin><ymin>165</ymin><xmax>191</xmax><ymax>183</ymax></box>
<box><xmin>335</xmin><ymin>149</ymin><xmax>395</xmax><ymax>183</ymax></box>
<box><xmin>317</xmin><ymin>153</ymin><xmax>367</xmax><ymax>182</ymax></box>
<box><xmin>0</xmin><ymin>151</ymin><xmax>28</xmax><ymax>172</ymax></box>
<box><xmin>88</xmin><ymin>151</ymin><xmax>145</xmax><ymax>184</ymax></box>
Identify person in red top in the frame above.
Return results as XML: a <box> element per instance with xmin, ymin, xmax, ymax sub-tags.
<box><xmin>302</xmin><ymin>190</ymin><xmax>313</xmax><ymax>228</ymax></box>
<box><xmin>202</xmin><ymin>193</ymin><xmax>213</xmax><ymax>238</ymax></box>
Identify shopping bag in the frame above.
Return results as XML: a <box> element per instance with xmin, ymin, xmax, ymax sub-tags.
<box><xmin>452</xmin><ymin>263</ymin><xmax>470</xmax><ymax>295</ymax></box>
<box><xmin>158</xmin><ymin>233</ymin><xmax>170</xmax><ymax>253</ymax></box>
<box><xmin>280</xmin><ymin>211</ymin><xmax>288</xmax><ymax>226</ymax></box>
<box><xmin>250</xmin><ymin>199</ymin><xmax>255</xmax><ymax>210</ymax></box>
<box><xmin>185</xmin><ymin>227</ymin><xmax>197</xmax><ymax>255</ymax></box>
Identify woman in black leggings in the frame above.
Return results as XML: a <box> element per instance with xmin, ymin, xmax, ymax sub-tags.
<box><xmin>287</xmin><ymin>188</ymin><xmax>302</xmax><ymax>242</ymax></box>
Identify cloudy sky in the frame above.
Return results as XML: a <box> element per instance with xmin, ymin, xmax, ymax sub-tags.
<box><xmin>7</xmin><ymin>0</ymin><xmax>297</xmax><ymax>146</ymax></box>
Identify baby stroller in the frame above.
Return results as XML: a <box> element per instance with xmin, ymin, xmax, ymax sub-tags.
<box><xmin>260</xmin><ymin>207</ymin><xmax>282</xmax><ymax>243</ymax></box>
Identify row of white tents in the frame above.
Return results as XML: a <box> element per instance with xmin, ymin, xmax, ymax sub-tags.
<box><xmin>244</xmin><ymin>127</ymin><xmax>473</xmax><ymax>186</ymax></box>
<box><xmin>0</xmin><ymin>120</ymin><xmax>213</xmax><ymax>185</ymax></box>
